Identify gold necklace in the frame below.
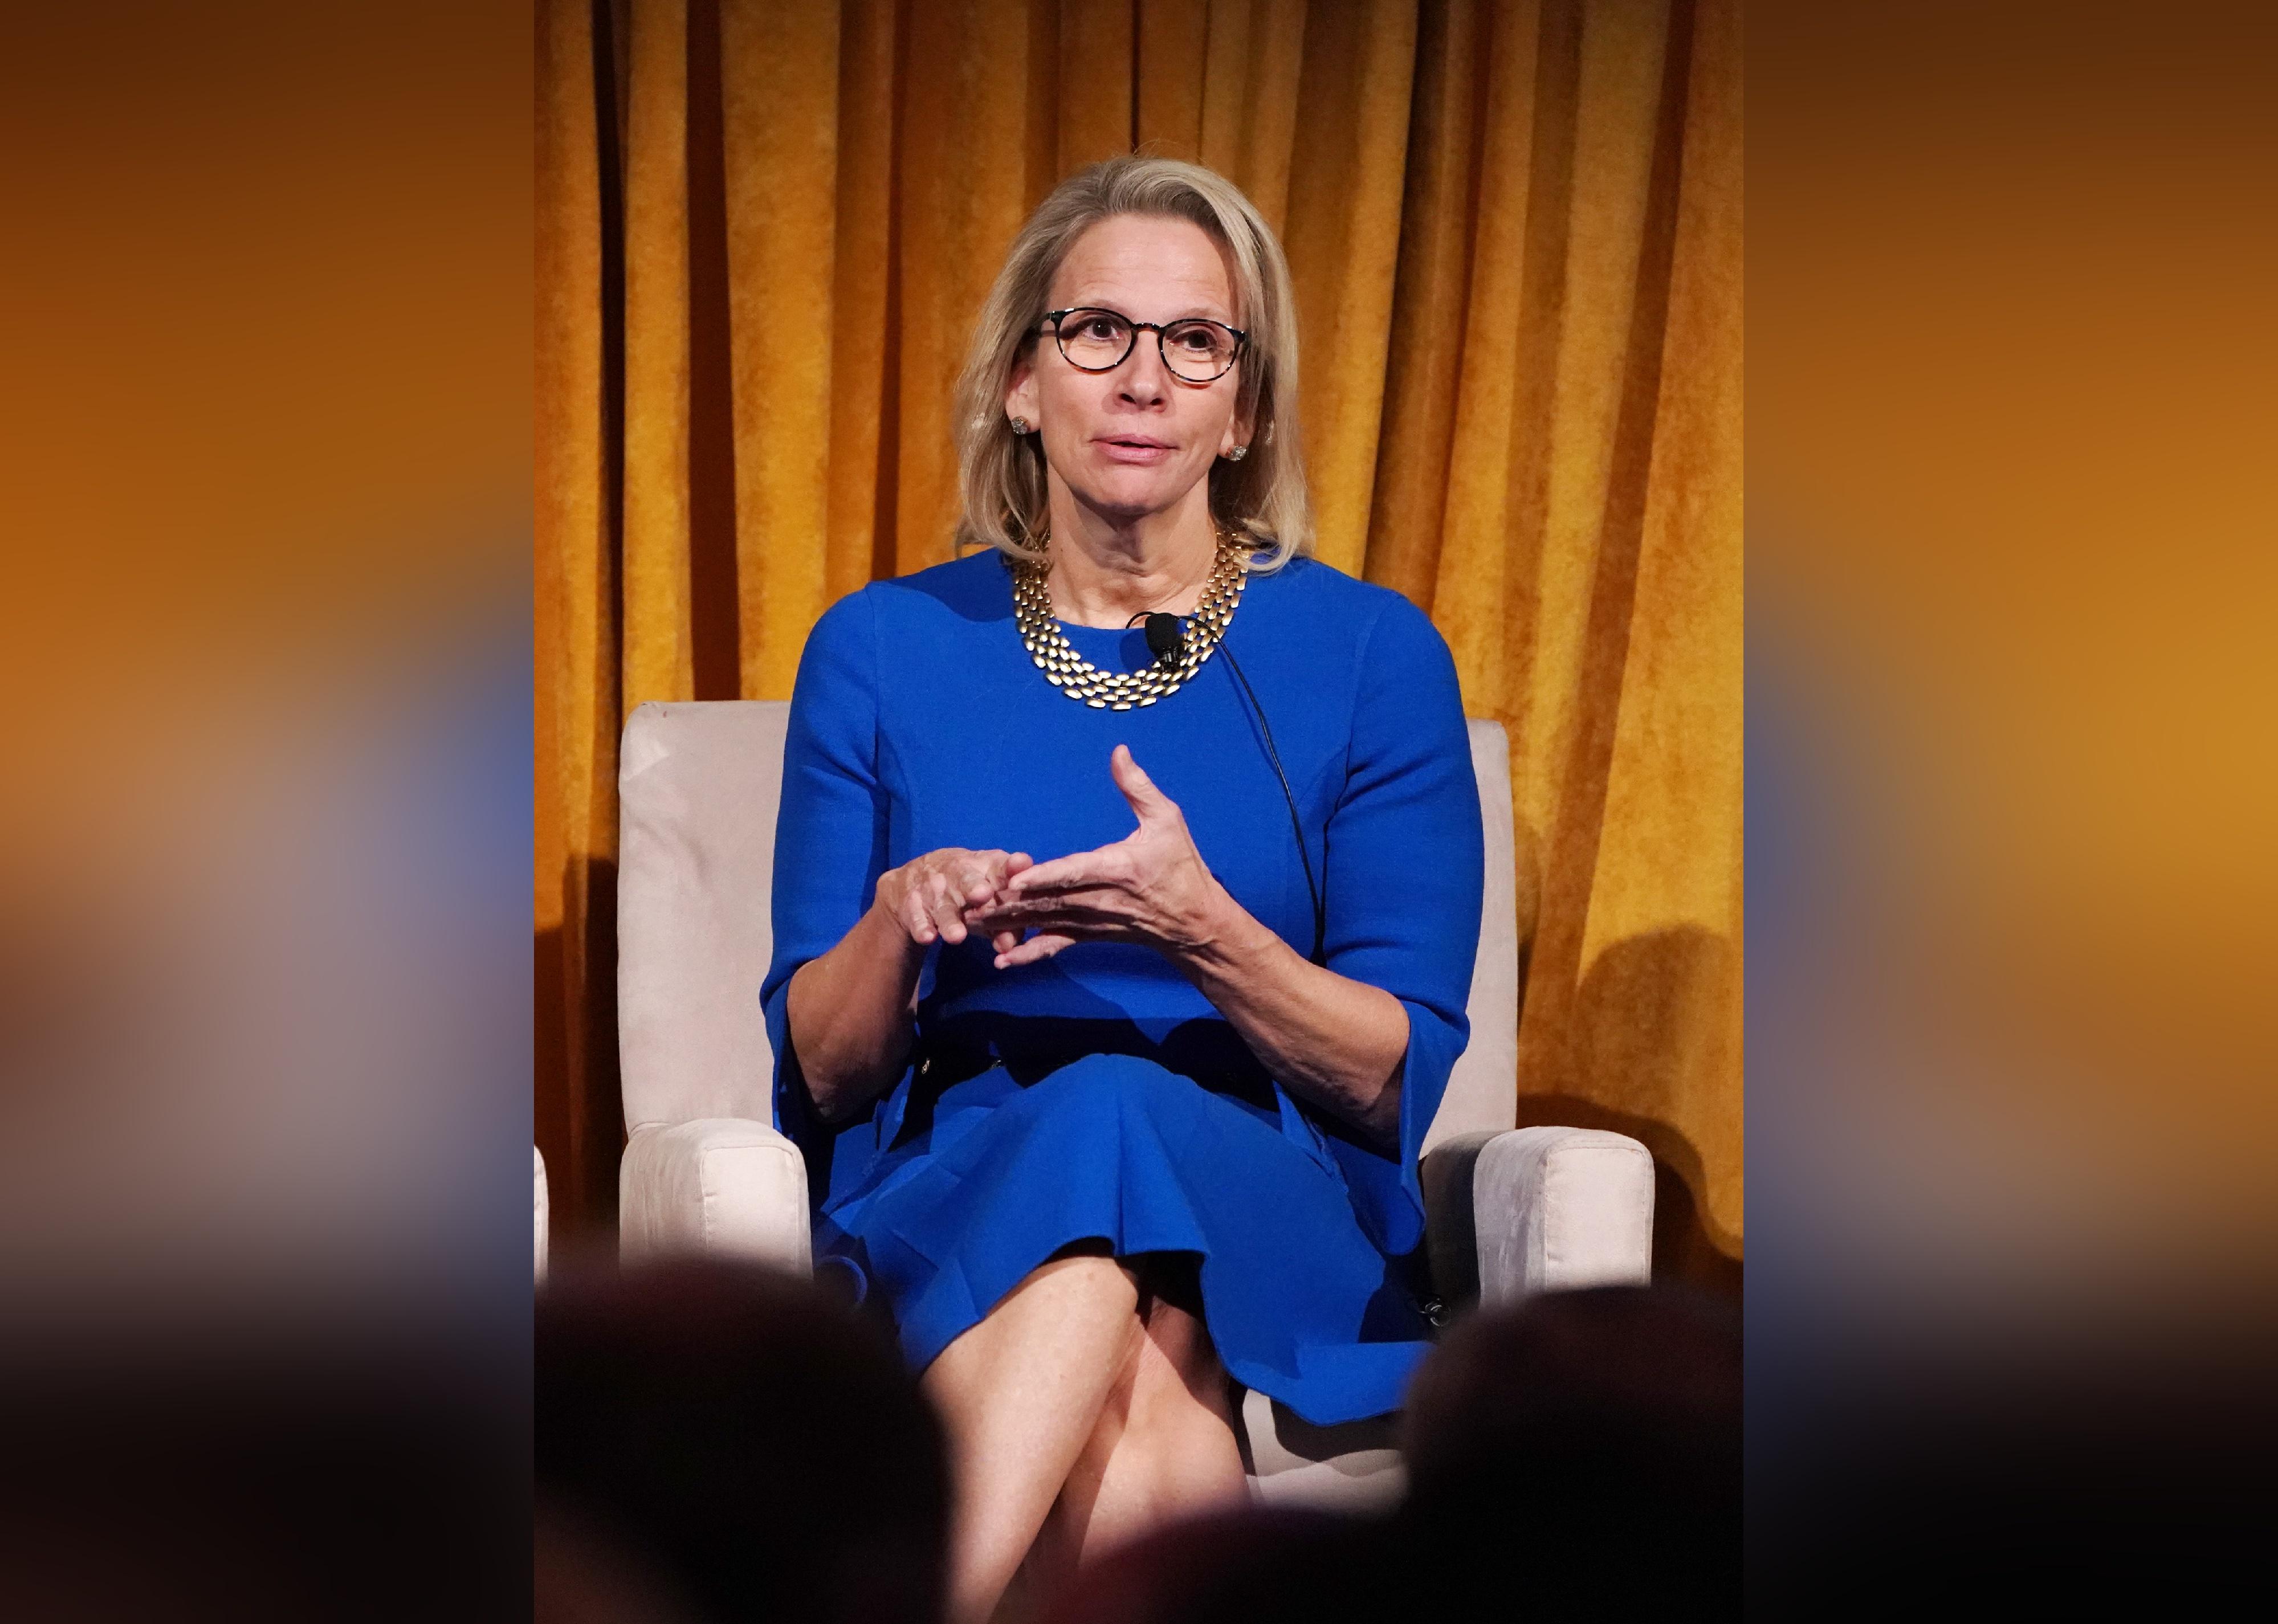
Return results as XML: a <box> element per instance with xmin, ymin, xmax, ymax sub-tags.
<box><xmin>1011</xmin><ymin>532</ymin><xmax>1249</xmax><ymax>710</ymax></box>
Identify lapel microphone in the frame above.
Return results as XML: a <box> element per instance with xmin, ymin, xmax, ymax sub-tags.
<box><xmin>1143</xmin><ymin>611</ymin><xmax>1184</xmax><ymax>664</ymax></box>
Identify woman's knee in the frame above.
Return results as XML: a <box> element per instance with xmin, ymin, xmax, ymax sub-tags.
<box><xmin>1024</xmin><ymin>1244</ymin><xmax>1140</xmax><ymax>1304</ymax></box>
<box><xmin>1130</xmin><ymin>1300</ymin><xmax>1227</xmax><ymax>1407</ymax></box>
<box><xmin>1111</xmin><ymin>1333</ymin><xmax>1242</xmax><ymax>1499</ymax></box>
<box><xmin>926</xmin><ymin>1254</ymin><xmax>1145</xmax><ymax>1405</ymax></box>
<box><xmin>1036</xmin><ymin>1238</ymin><xmax>1147</xmax><ymax>1302</ymax></box>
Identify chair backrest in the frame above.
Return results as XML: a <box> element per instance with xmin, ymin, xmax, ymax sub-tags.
<box><xmin>617</xmin><ymin>700</ymin><xmax>1518</xmax><ymax>1148</ymax></box>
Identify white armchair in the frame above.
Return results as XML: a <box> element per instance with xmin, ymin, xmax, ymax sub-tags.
<box><xmin>610</xmin><ymin>700</ymin><xmax>1653</xmax><ymax>1510</ymax></box>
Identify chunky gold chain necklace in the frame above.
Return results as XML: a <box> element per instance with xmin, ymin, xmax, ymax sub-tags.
<box><xmin>1011</xmin><ymin>532</ymin><xmax>1249</xmax><ymax>710</ymax></box>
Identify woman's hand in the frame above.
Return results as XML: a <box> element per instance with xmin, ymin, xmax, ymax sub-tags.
<box><xmin>965</xmin><ymin>746</ymin><xmax>1230</xmax><ymax>969</ymax></box>
<box><xmin>875</xmin><ymin>846</ymin><xmax>1034</xmax><ymax>949</ymax></box>
<box><xmin>963</xmin><ymin>744</ymin><xmax>1409</xmax><ymax>1145</ymax></box>
<box><xmin>790</xmin><ymin>845</ymin><xmax>1030</xmax><ymax>1124</ymax></box>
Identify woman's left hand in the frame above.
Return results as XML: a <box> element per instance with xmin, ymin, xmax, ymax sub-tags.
<box><xmin>964</xmin><ymin>745</ymin><xmax>1231</xmax><ymax>969</ymax></box>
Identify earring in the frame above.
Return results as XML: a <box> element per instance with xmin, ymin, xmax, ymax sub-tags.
<box><xmin>1224</xmin><ymin>444</ymin><xmax>1248</xmax><ymax>462</ymax></box>
<box><xmin>1009</xmin><ymin>416</ymin><xmax>1033</xmax><ymax>435</ymax></box>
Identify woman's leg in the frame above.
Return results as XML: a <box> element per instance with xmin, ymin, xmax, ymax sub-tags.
<box><xmin>1023</xmin><ymin>1260</ymin><xmax>1250</xmax><ymax>1592</ymax></box>
<box><xmin>920</xmin><ymin>1246</ymin><xmax>1144</xmax><ymax>1624</ymax></box>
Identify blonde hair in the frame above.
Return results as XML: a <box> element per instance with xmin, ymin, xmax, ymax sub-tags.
<box><xmin>950</xmin><ymin>156</ymin><xmax>1311</xmax><ymax>571</ymax></box>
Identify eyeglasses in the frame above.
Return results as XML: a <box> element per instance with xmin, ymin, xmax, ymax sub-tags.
<box><xmin>1041</xmin><ymin>307</ymin><xmax>1248</xmax><ymax>384</ymax></box>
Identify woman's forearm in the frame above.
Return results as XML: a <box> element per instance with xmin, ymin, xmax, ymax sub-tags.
<box><xmin>1170</xmin><ymin>886</ymin><xmax>1410</xmax><ymax>1148</ymax></box>
<box><xmin>785</xmin><ymin>898</ymin><xmax>928</xmax><ymax>1123</ymax></box>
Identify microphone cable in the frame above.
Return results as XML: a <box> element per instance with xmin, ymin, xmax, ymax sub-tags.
<box><xmin>1131</xmin><ymin>609</ymin><xmax>1326</xmax><ymax>965</ymax></box>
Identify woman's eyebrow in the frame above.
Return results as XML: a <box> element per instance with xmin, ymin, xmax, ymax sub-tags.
<box><xmin>1066</xmin><ymin>297</ymin><xmax>1236</xmax><ymax>324</ymax></box>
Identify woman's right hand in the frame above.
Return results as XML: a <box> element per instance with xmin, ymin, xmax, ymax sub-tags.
<box><xmin>873</xmin><ymin>847</ymin><xmax>1033</xmax><ymax>949</ymax></box>
<box><xmin>793</xmin><ymin>846</ymin><xmax>1035</xmax><ymax>1121</ymax></box>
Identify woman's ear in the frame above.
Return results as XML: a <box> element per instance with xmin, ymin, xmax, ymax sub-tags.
<box><xmin>1220</xmin><ymin>398</ymin><xmax>1257</xmax><ymax>459</ymax></box>
<box><xmin>1004</xmin><ymin>357</ymin><xmax>1040</xmax><ymax>434</ymax></box>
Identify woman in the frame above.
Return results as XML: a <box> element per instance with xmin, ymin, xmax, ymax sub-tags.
<box><xmin>760</xmin><ymin>156</ymin><xmax>1483</xmax><ymax>1622</ymax></box>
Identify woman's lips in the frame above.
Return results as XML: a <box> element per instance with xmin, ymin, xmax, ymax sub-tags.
<box><xmin>1095</xmin><ymin>436</ymin><xmax>1176</xmax><ymax>464</ymax></box>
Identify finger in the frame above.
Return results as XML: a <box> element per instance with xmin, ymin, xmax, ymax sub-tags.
<box><xmin>899</xmin><ymin>882</ymin><xmax>938</xmax><ymax>944</ymax></box>
<box><xmin>973</xmin><ymin>919</ymin><xmax>1122</xmax><ymax>955</ymax></box>
<box><xmin>964</xmin><ymin>881</ymin><xmax>1058</xmax><ymax>923</ymax></box>
<box><xmin>925</xmin><ymin>871</ymin><xmax>968</xmax><ymax>944</ymax></box>
<box><xmin>939</xmin><ymin>871</ymin><xmax>980</xmax><ymax>943</ymax></box>
<box><xmin>1006</xmin><ymin>848</ymin><xmax>1120</xmax><ymax>896</ymax></box>
<box><xmin>963</xmin><ymin>851</ymin><xmax>1031</xmax><ymax>903</ymax></box>
<box><xmin>991</xmin><ymin>928</ymin><xmax>1020</xmax><ymax>955</ymax></box>
<box><xmin>963</xmin><ymin>887</ymin><xmax>1111</xmax><ymax>927</ymax></box>
<box><xmin>994</xmin><ymin>932</ymin><xmax>1077</xmax><ymax>969</ymax></box>
<box><xmin>1110</xmin><ymin>744</ymin><xmax>1177</xmax><ymax>823</ymax></box>
<box><xmin>968</xmin><ymin>891</ymin><xmax>1126</xmax><ymax>930</ymax></box>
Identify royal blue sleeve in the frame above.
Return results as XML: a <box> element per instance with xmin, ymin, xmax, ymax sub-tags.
<box><xmin>1315</xmin><ymin>594</ymin><xmax>1485</xmax><ymax>1256</ymax></box>
<box><xmin>759</xmin><ymin>589</ymin><xmax>894</xmax><ymax>1206</ymax></box>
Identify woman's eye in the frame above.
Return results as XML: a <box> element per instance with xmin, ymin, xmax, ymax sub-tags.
<box><xmin>1081</xmin><ymin>317</ymin><xmax>1120</xmax><ymax>340</ymax></box>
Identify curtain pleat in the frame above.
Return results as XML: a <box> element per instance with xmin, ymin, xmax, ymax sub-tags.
<box><xmin>1428</xmin><ymin>0</ymin><xmax>1548</xmax><ymax>760</ymax></box>
<box><xmin>1057</xmin><ymin>0</ymin><xmax>1135</xmax><ymax>176</ymax></box>
<box><xmin>1367</xmin><ymin>0</ymin><xmax>1486</xmax><ymax>613</ymax></box>
<box><xmin>537</xmin><ymin>0</ymin><xmax>1743</xmax><ymax>1271</ymax></box>
<box><xmin>1570</xmin><ymin>0</ymin><xmax>1741</xmax><ymax>1251</ymax></box>
<box><xmin>1137</xmin><ymin>0</ymin><xmax>1211</xmax><ymax>157</ymax></box>
<box><xmin>1282</xmin><ymin>0</ymin><xmax>1418</xmax><ymax>575</ymax></box>
<box><xmin>720</xmin><ymin>0</ymin><xmax>839</xmax><ymax>697</ymax></box>
<box><xmin>1206</xmin><ymin>0</ymin><xmax>1307</xmax><ymax>235</ymax></box>
<box><xmin>895</xmin><ymin>0</ymin><xmax>1048</xmax><ymax>573</ymax></box>
<box><xmin>620</xmin><ymin>0</ymin><xmax>694</xmax><ymax>712</ymax></box>
<box><xmin>829</xmin><ymin>0</ymin><xmax>899</xmax><ymax>598</ymax></box>
<box><xmin>537</xmin><ymin>0</ymin><xmax>622</xmax><ymax>1232</ymax></box>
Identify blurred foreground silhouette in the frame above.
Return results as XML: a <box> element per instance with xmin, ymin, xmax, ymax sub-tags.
<box><xmin>536</xmin><ymin>1259</ymin><xmax>949</xmax><ymax>1624</ymax></box>
<box><xmin>533</xmin><ymin>1262</ymin><xmax>1738</xmax><ymax>1623</ymax></box>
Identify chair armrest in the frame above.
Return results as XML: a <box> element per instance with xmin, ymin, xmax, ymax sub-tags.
<box><xmin>618</xmin><ymin>1119</ymin><xmax>812</xmax><ymax>1275</ymax></box>
<box><xmin>1422</xmin><ymin>1127</ymin><xmax>1654</xmax><ymax>1307</ymax></box>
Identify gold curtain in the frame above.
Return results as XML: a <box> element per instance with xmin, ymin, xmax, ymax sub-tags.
<box><xmin>537</xmin><ymin>0</ymin><xmax>1742</xmax><ymax>1282</ymax></box>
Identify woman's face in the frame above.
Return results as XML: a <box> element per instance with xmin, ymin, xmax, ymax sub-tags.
<box><xmin>1005</xmin><ymin>214</ymin><xmax>1253</xmax><ymax>529</ymax></box>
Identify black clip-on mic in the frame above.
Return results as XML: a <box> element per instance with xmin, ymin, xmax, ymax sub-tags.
<box><xmin>1129</xmin><ymin>609</ymin><xmax>1327</xmax><ymax>965</ymax></box>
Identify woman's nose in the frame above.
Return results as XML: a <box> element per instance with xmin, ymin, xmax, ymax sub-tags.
<box><xmin>1114</xmin><ymin>338</ymin><xmax>1172</xmax><ymax>402</ymax></box>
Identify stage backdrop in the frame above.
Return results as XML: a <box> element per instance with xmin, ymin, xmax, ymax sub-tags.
<box><xmin>537</xmin><ymin>0</ymin><xmax>1741</xmax><ymax>1286</ymax></box>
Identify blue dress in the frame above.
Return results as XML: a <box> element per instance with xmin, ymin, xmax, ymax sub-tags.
<box><xmin>758</xmin><ymin>550</ymin><xmax>1484</xmax><ymax>1426</ymax></box>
